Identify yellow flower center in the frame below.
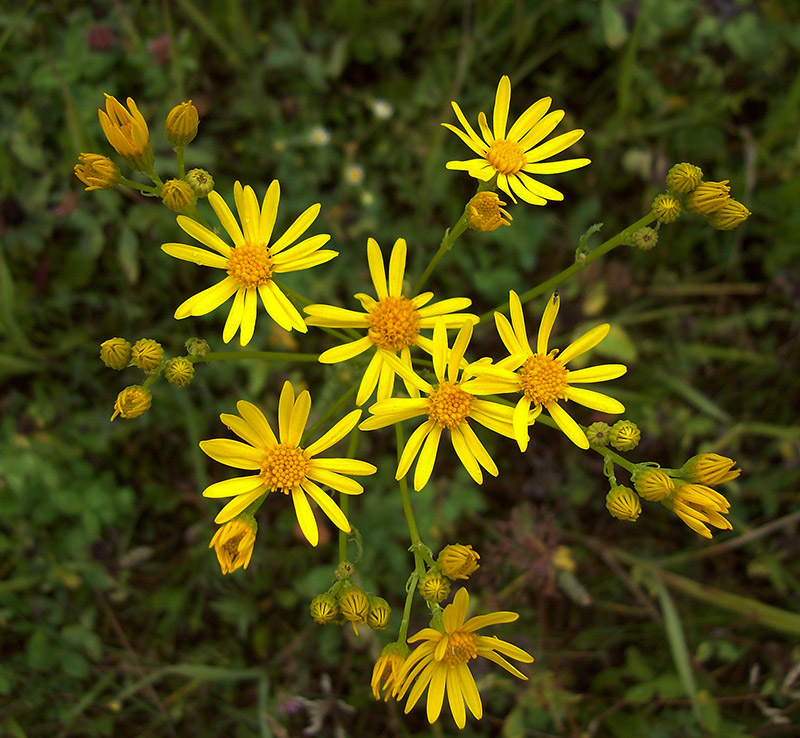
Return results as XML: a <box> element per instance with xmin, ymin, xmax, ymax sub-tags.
<box><xmin>222</xmin><ymin>532</ymin><xmax>245</xmax><ymax>558</ymax></box>
<box><xmin>427</xmin><ymin>381</ymin><xmax>474</xmax><ymax>429</ymax></box>
<box><xmin>227</xmin><ymin>242</ymin><xmax>274</xmax><ymax>288</ymax></box>
<box><xmin>260</xmin><ymin>444</ymin><xmax>308</xmax><ymax>493</ymax></box>
<box><xmin>367</xmin><ymin>296</ymin><xmax>420</xmax><ymax>351</ymax></box>
<box><xmin>486</xmin><ymin>139</ymin><xmax>526</xmax><ymax>175</ymax></box>
<box><xmin>518</xmin><ymin>353</ymin><xmax>569</xmax><ymax>406</ymax></box>
<box><xmin>441</xmin><ymin>630</ymin><xmax>478</xmax><ymax>667</ymax></box>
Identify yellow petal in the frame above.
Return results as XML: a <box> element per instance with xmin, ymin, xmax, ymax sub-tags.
<box><xmin>176</xmin><ymin>215</ymin><xmax>232</xmax><ymax>256</ymax></box>
<box><xmin>270</xmin><ymin>203</ymin><xmax>321</xmax><ymax>254</ymax></box>
<box><xmin>547</xmin><ymin>402</ymin><xmax>589</xmax><ymax>449</ymax></box>
<box><xmin>318</xmin><ymin>336</ymin><xmax>372</xmax><ymax>364</ymax></box>
<box><xmin>291</xmin><ymin>488</ymin><xmax>318</xmax><ymax>546</ymax></box>
<box><xmin>567</xmin><ymin>364</ymin><xmax>627</xmax><ymax>383</ymax></box>
<box><xmin>448</xmin><ymin>322</ymin><xmax>473</xmax><ymax>383</ymax></box>
<box><xmin>507</xmin><ymin>96</ymin><xmax>551</xmax><ymax>141</ymax></box>
<box><xmin>236</xmin><ymin>400</ymin><xmax>278</xmax><ymax>447</ymax></box>
<box><xmin>277</xmin><ymin>381</ymin><xmax>295</xmax><ymax>442</ymax></box>
<box><xmin>512</xmin><ymin>396</ymin><xmax>532</xmax><ymax>452</ymax></box>
<box><xmin>564</xmin><ymin>387</ymin><xmax>625</xmax><ymax>414</ymax></box>
<box><xmin>492</xmin><ymin>75</ymin><xmax>511</xmax><ymax>141</ymax></box>
<box><xmin>161</xmin><ymin>243</ymin><xmax>229</xmax><ymax>269</ymax></box>
<box><xmin>388</xmin><ymin>238</ymin><xmax>406</xmax><ymax>296</ymax></box>
<box><xmin>258</xmin><ymin>180</ymin><xmax>280</xmax><ymax>244</ymax></box>
<box><xmin>450</xmin><ymin>426</ymin><xmax>482</xmax><ymax>484</ymax></box>
<box><xmin>199</xmin><ymin>438</ymin><xmax>262</xmax><ymax>469</ymax></box>
<box><xmin>238</xmin><ymin>287</ymin><xmax>258</xmax><ymax>346</ymax></box>
<box><xmin>396</xmin><ymin>419</ymin><xmax>435</xmax><ymax>479</ymax></box>
<box><xmin>286</xmin><ymin>389</ymin><xmax>311</xmax><ymax>446</ymax></box>
<box><xmin>426</xmin><ymin>664</ymin><xmax>447</xmax><ymax>724</ymax></box>
<box><xmin>367</xmin><ymin>237</ymin><xmax>388</xmax><ymax>299</ymax></box>
<box><xmin>558</xmin><ymin>323</ymin><xmax>609</xmax><ymax>365</ymax></box>
<box><xmin>222</xmin><ymin>288</ymin><xmax>246</xmax><ymax>344</ymax></box>
<box><xmin>213</xmin><ymin>488</ymin><xmax>265</xmax><ymax>524</ymax></box>
<box><xmin>208</xmin><ymin>190</ymin><xmax>244</xmax><ymax>247</ymax></box>
<box><xmin>305</xmin><ymin>409</ymin><xmax>361</xmax><ymax>457</ymax></box>
<box><xmin>202</xmin><ymin>475</ymin><xmax>265</xmax><ymax>499</ymax></box>
<box><xmin>301</xmin><ymin>479</ymin><xmax>350</xmax><ymax>532</ymax></box>
<box><xmin>414</xmin><ymin>424</ymin><xmax>443</xmax><ymax>490</ymax></box>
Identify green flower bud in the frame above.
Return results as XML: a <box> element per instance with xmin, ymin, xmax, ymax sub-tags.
<box><xmin>100</xmin><ymin>337</ymin><xmax>131</xmax><ymax>370</ymax></box>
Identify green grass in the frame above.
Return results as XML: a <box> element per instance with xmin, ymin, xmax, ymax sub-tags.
<box><xmin>2</xmin><ymin>1</ymin><xmax>800</xmax><ymax>736</ymax></box>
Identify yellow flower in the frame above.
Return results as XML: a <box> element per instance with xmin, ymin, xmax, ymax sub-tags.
<box><xmin>706</xmin><ymin>199</ymin><xmax>751</xmax><ymax>230</ymax></box>
<box><xmin>162</xmin><ymin>181</ymin><xmax>336</xmax><ymax>346</ymax></box>
<box><xmin>161</xmin><ymin>178</ymin><xmax>196</xmax><ymax>213</ymax></box>
<box><xmin>681</xmin><ymin>453</ymin><xmax>741</xmax><ymax>486</ymax></box>
<box><xmin>633</xmin><ymin>468</ymin><xmax>674</xmax><ymax>502</ymax></box>
<box><xmin>359</xmin><ymin>320</ymin><xmax>523</xmax><ymax>490</ymax></box>
<box><xmin>131</xmin><ymin>338</ymin><xmax>163</xmax><ymax>373</ymax></box>
<box><xmin>74</xmin><ymin>153</ymin><xmax>119</xmax><ymax>191</ymax></box>
<box><xmin>209</xmin><ymin>517</ymin><xmax>256</xmax><ymax>574</ymax></box>
<box><xmin>467</xmin><ymin>192</ymin><xmax>512</xmax><ymax>232</ymax></box>
<box><xmin>443</xmin><ymin>75</ymin><xmax>590</xmax><ymax>205</ymax></box>
<box><xmin>605</xmin><ymin>485</ymin><xmax>641</xmax><ymax>521</ymax></box>
<box><xmin>393</xmin><ymin>588</ymin><xmax>533</xmax><ymax>729</ymax></box>
<box><xmin>165</xmin><ymin>101</ymin><xmax>199</xmax><ymax>147</ymax></box>
<box><xmin>468</xmin><ymin>291</ymin><xmax>626</xmax><ymax>450</ymax></box>
<box><xmin>199</xmin><ymin>381</ymin><xmax>376</xmax><ymax>546</ymax></box>
<box><xmin>652</xmin><ymin>193</ymin><xmax>681</xmax><ymax>224</ymax></box>
<box><xmin>111</xmin><ymin>385</ymin><xmax>151</xmax><ymax>421</ymax></box>
<box><xmin>438</xmin><ymin>544</ymin><xmax>480</xmax><ymax>580</ymax></box>
<box><xmin>371</xmin><ymin>643</ymin><xmax>409</xmax><ymax>701</ymax></box>
<box><xmin>97</xmin><ymin>94</ymin><xmax>153</xmax><ymax>171</ymax></box>
<box><xmin>664</xmin><ymin>482</ymin><xmax>732</xmax><ymax>539</ymax></box>
<box><xmin>100</xmin><ymin>337</ymin><xmax>131</xmax><ymax>370</ymax></box>
<box><xmin>304</xmin><ymin>238</ymin><xmax>477</xmax><ymax>406</ymax></box>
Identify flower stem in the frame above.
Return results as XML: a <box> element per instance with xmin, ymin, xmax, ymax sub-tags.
<box><xmin>192</xmin><ymin>351</ymin><xmax>319</xmax><ymax>363</ymax></box>
<box><xmin>339</xmin><ymin>429</ymin><xmax>360</xmax><ymax>562</ymax></box>
<box><xmin>118</xmin><ymin>176</ymin><xmax>159</xmax><ymax>195</ymax></box>
<box><xmin>478</xmin><ymin>211</ymin><xmax>656</xmax><ymax>323</ymax></box>
<box><xmin>175</xmin><ymin>145</ymin><xmax>186</xmax><ymax>179</ymax></box>
<box><xmin>395</xmin><ymin>423</ymin><xmax>421</xmax><ymax>547</ymax></box>
<box><xmin>413</xmin><ymin>209</ymin><xmax>470</xmax><ymax>296</ymax></box>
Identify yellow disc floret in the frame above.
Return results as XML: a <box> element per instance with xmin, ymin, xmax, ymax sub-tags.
<box><xmin>486</xmin><ymin>139</ymin><xmax>526</xmax><ymax>175</ymax></box>
<box><xmin>441</xmin><ymin>630</ymin><xmax>478</xmax><ymax>667</ymax></box>
<box><xmin>518</xmin><ymin>353</ymin><xmax>569</xmax><ymax>406</ymax></box>
<box><xmin>427</xmin><ymin>381</ymin><xmax>474</xmax><ymax>429</ymax></box>
<box><xmin>260</xmin><ymin>444</ymin><xmax>307</xmax><ymax>492</ymax></box>
<box><xmin>367</xmin><ymin>296</ymin><xmax>421</xmax><ymax>351</ymax></box>
<box><xmin>227</xmin><ymin>242</ymin><xmax>274</xmax><ymax>288</ymax></box>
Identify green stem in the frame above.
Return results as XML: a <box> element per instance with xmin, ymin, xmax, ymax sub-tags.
<box><xmin>118</xmin><ymin>176</ymin><xmax>159</xmax><ymax>195</ymax></box>
<box><xmin>192</xmin><ymin>351</ymin><xmax>319</xmax><ymax>363</ymax></box>
<box><xmin>183</xmin><ymin>204</ymin><xmax>212</xmax><ymax>229</ymax></box>
<box><xmin>413</xmin><ymin>209</ymin><xmax>470</xmax><ymax>296</ymax></box>
<box><xmin>479</xmin><ymin>212</ymin><xmax>656</xmax><ymax>323</ymax></box>
<box><xmin>302</xmin><ymin>380</ymin><xmax>359</xmax><ymax>442</ymax></box>
<box><xmin>339</xmin><ymin>430</ymin><xmax>360</xmax><ymax>562</ymax></box>
<box><xmin>395</xmin><ymin>423</ymin><xmax>421</xmax><ymax>547</ymax></box>
<box><xmin>398</xmin><ymin>571</ymin><xmax>420</xmax><ymax>643</ymax></box>
<box><xmin>176</xmin><ymin>145</ymin><xmax>186</xmax><ymax>179</ymax></box>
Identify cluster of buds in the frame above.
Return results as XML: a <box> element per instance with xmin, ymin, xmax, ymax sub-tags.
<box><xmin>622</xmin><ymin>453</ymin><xmax>740</xmax><ymax>538</ymax></box>
<box><xmin>75</xmin><ymin>95</ymin><xmax>213</xmax><ymax>216</ymax></box>
<box><xmin>309</xmin><ymin>562</ymin><xmax>392</xmax><ymax>634</ymax></box>
<box><xmin>654</xmin><ymin>162</ymin><xmax>751</xmax><ymax>231</ymax></box>
<box><xmin>101</xmin><ymin>336</ymin><xmax>199</xmax><ymax>421</ymax></box>
<box><xmin>586</xmin><ymin>420</ymin><xmax>640</xmax><ymax>451</ymax></box>
<box><xmin>417</xmin><ymin>543</ymin><xmax>481</xmax><ymax>604</ymax></box>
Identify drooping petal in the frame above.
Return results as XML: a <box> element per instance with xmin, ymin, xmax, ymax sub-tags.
<box><xmin>301</xmin><ymin>479</ymin><xmax>350</xmax><ymax>532</ymax></box>
<box><xmin>426</xmin><ymin>664</ymin><xmax>448</xmax><ymax>725</ymax></box>
<box><xmin>202</xmin><ymin>475</ymin><xmax>265</xmax><ymax>499</ymax></box>
<box><xmin>512</xmin><ymin>396</ymin><xmax>532</xmax><ymax>452</ymax></box>
<box><xmin>291</xmin><ymin>488</ymin><xmax>319</xmax><ymax>546</ymax></box>
<box><xmin>450</xmin><ymin>426</ymin><xmax>482</xmax><ymax>484</ymax></box>
<box><xmin>238</xmin><ymin>287</ymin><xmax>258</xmax><ymax>346</ymax></box>
<box><xmin>508</xmin><ymin>174</ymin><xmax>548</xmax><ymax>205</ymax></box>
<box><xmin>446</xmin><ymin>667</ymin><xmax>467</xmax><ymax>729</ymax></box>
<box><xmin>264</xmin><ymin>281</ymin><xmax>307</xmax><ymax>332</ymax></box>
<box><xmin>258</xmin><ymin>283</ymin><xmax>293</xmax><ymax>331</ymax></box>
<box><xmin>356</xmin><ymin>350</ymin><xmax>383</xmax><ymax>406</ymax></box>
<box><xmin>413</xmin><ymin>423</ymin><xmax>443</xmax><ymax>491</ymax></box>
<box><xmin>396</xmin><ymin>419</ymin><xmax>435</xmax><ymax>479</ymax></box>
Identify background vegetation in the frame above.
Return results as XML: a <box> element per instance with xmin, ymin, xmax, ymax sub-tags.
<box><xmin>2</xmin><ymin>1</ymin><xmax>799</xmax><ymax>736</ymax></box>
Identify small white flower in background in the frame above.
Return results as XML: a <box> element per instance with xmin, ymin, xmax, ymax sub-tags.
<box><xmin>344</xmin><ymin>164</ymin><xmax>365</xmax><ymax>185</ymax></box>
<box><xmin>309</xmin><ymin>125</ymin><xmax>331</xmax><ymax>146</ymax></box>
<box><xmin>360</xmin><ymin>190</ymin><xmax>375</xmax><ymax>206</ymax></box>
<box><xmin>371</xmin><ymin>98</ymin><xmax>394</xmax><ymax>120</ymax></box>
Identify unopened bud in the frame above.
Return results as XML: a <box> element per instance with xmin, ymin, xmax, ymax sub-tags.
<box><xmin>438</xmin><ymin>544</ymin><xmax>480</xmax><ymax>580</ymax></box>
<box><xmin>632</xmin><ymin>468</ymin><xmax>674</xmax><ymax>502</ymax></box>
<box><xmin>111</xmin><ymin>385</ymin><xmax>151</xmax><ymax>421</ymax></box>
<box><xmin>666</xmin><ymin>162</ymin><xmax>703</xmax><ymax>195</ymax></box>
<box><xmin>606</xmin><ymin>485</ymin><xmax>641</xmax><ymax>521</ymax></box>
<box><xmin>652</xmin><ymin>193</ymin><xmax>681</xmax><ymax>224</ymax></box>
<box><xmin>161</xmin><ymin>178</ymin><xmax>196</xmax><ymax>213</ymax></box>
<box><xmin>310</xmin><ymin>594</ymin><xmax>338</xmax><ymax>625</ymax></box>
<box><xmin>366</xmin><ymin>596</ymin><xmax>391</xmax><ymax>630</ymax></box>
<box><xmin>418</xmin><ymin>570</ymin><xmax>451</xmax><ymax>603</ymax></box>
<box><xmin>467</xmin><ymin>192</ymin><xmax>512</xmax><ymax>232</ymax></box>
<box><xmin>165</xmin><ymin>101</ymin><xmax>199</xmax><ymax>146</ymax></box>
<box><xmin>100</xmin><ymin>337</ymin><xmax>131</xmax><ymax>370</ymax></box>
<box><xmin>131</xmin><ymin>338</ymin><xmax>163</xmax><ymax>373</ymax></box>
<box><xmin>706</xmin><ymin>199</ymin><xmax>750</xmax><ymax>230</ymax></box>
<box><xmin>685</xmin><ymin>180</ymin><xmax>730</xmax><ymax>215</ymax></box>
<box><xmin>164</xmin><ymin>357</ymin><xmax>194</xmax><ymax>387</ymax></box>
<box><xmin>185</xmin><ymin>168</ymin><xmax>214</xmax><ymax>198</ymax></box>
<box><xmin>74</xmin><ymin>153</ymin><xmax>120</xmax><ymax>191</ymax></box>
<box><xmin>610</xmin><ymin>420</ymin><xmax>640</xmax><ymax>451</ymax></box>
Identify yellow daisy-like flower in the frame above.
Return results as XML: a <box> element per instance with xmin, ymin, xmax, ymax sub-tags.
<box><xmin>359</xmin><ymin>320</ymin><xmax>524</xmax><ymax>491</ymax></box>
<box><xmin>304</xmin><ymin>238</ymin><xmax>477</xmax><ymax>406</ymax></box>
<box><xmin>162</xmin><ymin>181</ymin><xmax>336</xmax><ymax>346</ymax></box>
<box><xmin>98</xmin><ymin>94</ymin><xmax>153</xmax><ymax>172</ymax></box>
<box><xmin>209</xmin><ymin>517</ymin><xmax>256</xmax><ymax>574</ymax></box>
<box><xmin>468</xmin><ymin>291</ymin><xmax>626</xmax><ymax>451</ymax></box>
<box><xmin>393</xmin><ymin>588</ymin><xmax>533</xmax><ymax>729</ymax></box>
<box><xmin>443</xmin><ymin>75</ymin><xmax>590</xmax><ymax>205</ymax></box>
<box><xmin>199</xmin><ymin>381</ymin><xmax>376</xmax><ymax>546</ymax></box>
<box><xmin>665</xmin><ymin>482</ymin><xmax>732</xmax><ymax>539</ymax></box>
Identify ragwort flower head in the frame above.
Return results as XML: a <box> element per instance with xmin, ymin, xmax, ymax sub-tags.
<box><xmin>393</xmin><ymin>588</ymin><xmax>533</xmax><ymax>729</ymax></box>
<box><xmin>162</xmin><ymin>181</ymin><xmax>336</xmax><ymax>346</ymax></box>
<box><xmin>371</xmin><ymin>642</ymin><xmax>409</xmax><ymax>702</ymax></box>
<box><xmin>304</xmin><ymin>238</ymin><xmax>477</xmax><ymax>406</ymax></box>
<box><xmin>664</xmin><ymin>482</ymin><xmax>732</xmax><ymax>539</ymax></box>
<box><xmin>360</xmin><ymin>320</ymin><xmax>525</xmax><ymax>491</ymax></box>
<box><xmin>98</xmin><ymin>94</ymin><xmax>153</xmax><ymax>171</ymax></box>
<box><xmin>199</xmin><ymin>381</ymin><xmax>376</xmax><ymax>546</ymax></box>
<box><xmin>467</xmin><ymin>291</ymin><xmax>626</xmax><ymax>450</ymax></box>
<box><xmin>209</xmin><ymin>516</ymin><xmax>256</xmax><ymax>574</ymax></box>
<box><xmin>443</xmin><ymin>76</ymin><xmax>590</xmax><ymax>206</ymax></box>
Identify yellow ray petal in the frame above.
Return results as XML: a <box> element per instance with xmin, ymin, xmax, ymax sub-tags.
<box><xmin>234</xmin><ymin>182</ymin><xmax>261</xmax><ymax>245</ymax></box>
<box><xmin>494</xmin><ymin>311</ymin><xmax>525</xmax><ymax>356</ymax></box>
<box><xmin>567</xmin><ymin>364</ymin><xmax>627</xmax><ymax>383</ymax></box>
<box><xmin>388</xmin><ymin>238</ymin><xmax>406</xmax><ymax>297</ymax></box>
<box><xmin>161</xmin><ymin>243</ymin><xmax>229</xmax><ymax>269</ymax></box>
<box><xmin>512</xmin><ymin>396</ymin><xmax>532</xmax><ymax>452</ymax></box>
<box><xmin>208</xmin><ymin>190</ymin><xmax>244</xmax><ymax>247</ymax></box>
<box><xmin>558</xmin><ymin>323</ymin><xmax>609</xmax><ymax>365</ymax></box>
<box><xmin>270</xmin><ymin>203</ymin><xmax>321</xmax><ymax>254</ymax></box>
<box><xmin>202</xmin><ymin>475</ymin><xmax>265</xmax><ymax>499</ymax></box>
<box><xmin>303</xmin><ymin>304</ymin><xmax>369</xmax><ymax>328</ymax></box>
<box><xmin>448</xmin><ymin>322</ymin><xmax>473</xmax><ymax>383</ymax></box>
<box><xmin>318</xmin><ymin>336</ymin><xmax>372</xmax><ymax>364</ymax></box>
<box><xmin>259</xmin><ymin>180</ymin><xmax>280</xmax><ymax>245</ymax></box>
<box><xmin>291</xmin><ymin>488</ymin><xmax>319</xmax><ymax>546</ymax></box>
<box><xmin>219</xmin><ymin>413</ymin><xmax>263</xmax><ymax>449</ymax></box>
<box><xmin>446</xmin><ymin>668</ymin><xmax>467</xmax><ymax>729</ymax></box>
<box><xmin>414</xmin><ymin>423</ymin><xmax>443</xmax><ymax>490</ymax></box>
<box><xmin>305</xmin><ymin>467</ymin><xmax>364</xmax><ymax>495</ymax></box>
<box><xmin>449</xmin><ymin>100</ymin><xmax>487</xmax><ymax>152</ymax></box>
<box><xmin>492</xmin><ymin>75</ymin><xmax>511</xmax><ymax>140</ymax></box>
<box><xmin>176</xmin><ymin>215</ymin><xmax>232</xmax><ymax>256</ymax></box>
<box><xmin>264</xmin><ymin>281</ymin><xmax>307</xmax><ymax>332</ymax></box>
<box><xmin>367</xmin><ymin>237</ymin><xmax>388</xmax><ymax>299</ymax></box>
<box><xmin>286</xmin><ymin>389</ymin><xmax>311</xmax><ymax>446</ymax></box>
<box><xmin>301</xmin><ymin>479</ymin><xmax>350</xmax><ymax>532</ymax></box>
<box><xmin>518</xmin><ymin>109</ymin><xmax>565</xmax><ymax>151</ymax></box>
<box><xmin>565</xmin><ymin>387</ymin><xmax>625</xmax><ymax>414</ymax></box>
<box><xmin>238</xmin><ymin>287</ymin><xmax>258</xmax><ymax>346</ymax></box>
<box><xmin>525</xmin><ymin>128</ymin><xmax>585</xmax><ymax>164</ymax></box>
<box><xmin>523</xmin><ymin>157</ymin><xmax>591</xmax><ymax>174</ymax></box>
<box><xmin>214</xmin><ymin>488</ymin><xmax>265</xmax><ymax>524</ymax></box>
<box><xmin>277</xmin><ymin>381</ymin><xmax>295</xmax><ymax>443</ymax></box>
<box><xmin>222</xmin><ymin>288</ymin><xmax>246</xmax><ymax>344</ymax></box>
<box><xmin>508</xmin><ymin>174</ymin><xmax>548</xmax><ymax>205</ymax></box>
<box><xmin>304</xmin><ymin>409</ymin><xmax>362</xmax><ymax>457</ymax></box>
<box><xmin>426</xmin><ymin>664</ymin><xmax>447</xmax><ymax>725</ymax></box>
<box><xmin>396</xmin><ymin>419</ymin><xmax>436</xmax><ymax>479</ymax></box>
<box><xmin>538</xmin><ymin>292</ymin><xmax>561</xmax><ymax>355</ymax></box>
<box><xmin>236</xmin><ymin>400</ymin><xmax>278</xmax><ymax>446</ymax></box>
<box><xmin>450</xmin><ymin>426</ymin><xmax>482</xmax><ymax>484</ymax></box>
<box><xmin>459</xmin><ymin>422</ymin><xmax>499</xmax><ymax>475</ymax></box>
<box><xmin>508</xmin><ymin>96</ymin><xmax>552</xmax><ymax>141</ymax></box>
<box><xmin>515</xmin><ymin>170</ymin><xmax>565</xmax><ymax>201</ymax></box>
<box><xmin>509</xmin><ymin>290</ymin><xmax>529</xmax><ymax>350</ymax></box>
<box><xmin>174</xmin><ymin>276</ymin><xmax>239</xmax><ymax>319</ymax></box>
<box><xmin>457</xmin><ymin>663</ymin><xmax>483</xmax><ymax>719</ymax></box>
<box><xmin>356</xmin><ymin>350</ymin><xmax>383</xmax><ymax>406</ymax></box>
<box><xmin>257</xmin><ymin>283</ymin><xmax>293</xmax><ymax>331</ymax></box>
<box><xmin>547</xmin><ymin>402</ymin><xmax>589</xmax><ymax>449</ymax></box>
<box><xmin>310</xmin><ymin>458</ymin><xmax>376</xmax><ymax>475</ymax></box>
<box><xmin>417</xmin><ymin>297</ymin><xmax>473</xmax><ymax>318</ymax></box>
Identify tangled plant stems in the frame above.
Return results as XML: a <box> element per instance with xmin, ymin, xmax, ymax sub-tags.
<box><xmin>79</xmin><ymin>79</ymin><xmax>748</xmax><ymax>729</ymax></box>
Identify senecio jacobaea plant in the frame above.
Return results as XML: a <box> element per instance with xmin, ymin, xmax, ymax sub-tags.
<box><xmin>79</xmin><ymin>77</ymin><xmax>746</xmax><ymax>730</ymax></box>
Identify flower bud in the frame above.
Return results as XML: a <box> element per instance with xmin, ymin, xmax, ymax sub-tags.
<box><xmin>632</xmin><ymin>468</ymin><xmax>674</xmax><ymax>502</ymax></box>
<box><xmin>585</xmin><ymin>421</ymin><xmax>611</xmax><ymax>447</ymax></box>
<box><xmin>366</xmin><ymin>596</ymin><xmax>391</xmax><ymax>630</ymax></box>
<box><xmin>438</xmin><ymin>544</ymin><xmax>480</xmax><ymax>580</ymax></box>
<box><xmin>161</xmin><ymin>178</ymin><xmax>196</xmax><ymax>213</ymax></box>
<box><xmin>681</xmin><ymin>453</ymin><xmax>741</xmax><ymax>485</ymax></box>
<box><xmin>164</xmin><ymin>356</ymin><xmax>194</xmax><ymax>387</ymax></box>
<box><xmin>185</xmin><ymin>337</ymin><xmax>210</xmax><ymax>357</ymax></box>
<box><xmin>185</xmin><ymin>168</ymin><xmax>214</xmax><ymax>198</ymax></box>
<box><xmin>627</xmin><ymin>226</ymin><xmax>659</xmax><ymax>251</ymax></box>
<box><xmin>111</xmin><ymin>385</ymin><xmax>151</xmax><ymax>421</ymax></box>
<box><xmin>209</xmin><ymin>516</ymin><xmax>256</xmax><ymax>574</ymax></box>
<box><xmin>165</xmin><ymin>100</ymin><xmax>199</xmax><ymax>146</ymax></box>
<box><xmin>666</xmin><ymin>162</ymin><xmax>703</xmax><ymax>195</ymax></box>
<box><xmin>609</xmin><ymin>420</ymin><xmax>640</xmax><ymax>451</ymax></box>
<box><xmin>131</xmin><ymin>338</ymin><xmax>164</xmax><ymax>373</ymax></box>
<box><xmin>335</xmin><ymin>560</ymin><xmax>356</xmax><ymax>580</ymax></box>
<box><xmin>418</xmin><ymin>570</ymin><xmax>451</xmax><ymax>603</ymax></box>
<box><xmin>684</xmin><ymin>180</ymin><xmax>730</xmax><ymax>214</ymax></box>
<box><xmin>100</xmin><ymin>337</ymin><xmax>131</xmax><ymax>370</ymax></box>
<box><xmin>338</xmin><ymin>586</ymin><xmax>369</xmax><ymax>626</ymax></box>
<box><xmin>98</xmin><ymin>94</ymin><xmax>153</xmax><ymax>172</ymax></box>
<box><xmin>310</xmin><ymin>593</ymin><xmax>339</xmax><ymax>625</ymax></box>
<box><xmin>652</xmin><ymin>193</ymin><xmax>681</xmax><ymax>224</ymax></box>
<box><xmin>606</xmin><ymin>485</ymin><xmax>641</xmax><ymax>521</ymax></box>
<box><xmin>371</xmin><ymin>643</ymin><xmax>409</xmax><ymax>701</ymax></box>
<box><xmin>706</xmin><ymin>199</ymin><xmax>751</xmax><ymax>231</ymax></box>
<box><xmin>467</xmin><ymin>192</ymin><xmax>512</xmax><ymax>232</ymax></box>
<box><xmin>74</xmin><ymin>153</ymin><xmax>120</xmax><ymax>191</ymax></box>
